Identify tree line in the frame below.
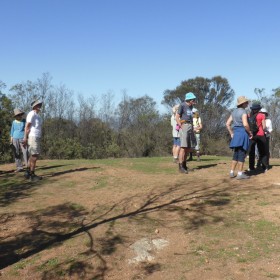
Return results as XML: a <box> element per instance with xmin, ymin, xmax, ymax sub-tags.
<box><xmin>0</xmin><ymin>73</ymin><xmax>279</xmax><ymax>162</ymax></box>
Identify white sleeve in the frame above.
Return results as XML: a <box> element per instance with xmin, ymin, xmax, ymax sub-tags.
<box><xmin>26</xmin><ymin>111</ymin><xmax>33</xmax><ymax>123</ymax></box>
<box><xmin>266</xmin><ymin>119</ymin><xmax>273</xmax><ymax>133</ymax></box>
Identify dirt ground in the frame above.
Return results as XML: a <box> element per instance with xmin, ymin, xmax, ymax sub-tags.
<box><xmin>1</xmin><ymin>157</ymin><xmax>280</xmax><ymax>280</ymax></box>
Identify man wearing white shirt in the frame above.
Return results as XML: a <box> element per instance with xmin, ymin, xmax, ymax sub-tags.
<box><xmin>23</xmin><ymin>100</ymin><xmax>43</xmax><ymax>182</ymax></box>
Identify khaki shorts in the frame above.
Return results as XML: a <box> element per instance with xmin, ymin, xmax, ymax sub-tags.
<box><xmin>28</xmin><ymin>136</ymin><xmax>41</xmax><ymax>156</ymax></box>
<box><xmin>179</xmin><ymin>123</ymin><xmax>197</xmax><ymax>148</ymax></box>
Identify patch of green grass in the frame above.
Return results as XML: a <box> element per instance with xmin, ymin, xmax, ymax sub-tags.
<box><xmin>37</xmin><ymin>257</ymin><xmax>59</xmax><ymax>271</ymax></box>
<box><xmin>69</xmin><ymin>203</ymin><xmax>85</xmax><ymax>211</ymax></box>
<box><xmin>11</xmin><ymin>255</ymin><xmax>40</xmax><ymax>273</ymax></box>
<box><xmin>92</xmin><ymin>177</ymin><xmax>108</xmax><ymax>190</ymax></box>
<box><xmin>257</xmin><ymin>201</ymin><xmax>270</xmax><ymax>206</ymax></box>
<box><xmin>265</xmin><ymin>272</ymin><xmax>280</xmax><ymax>278</ymax></box>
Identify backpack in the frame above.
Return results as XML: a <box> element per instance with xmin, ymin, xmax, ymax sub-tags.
<box><xmin>248</xmin><ymin>113</ymin><xmax>259</xmax><ymax>135</ymax></box>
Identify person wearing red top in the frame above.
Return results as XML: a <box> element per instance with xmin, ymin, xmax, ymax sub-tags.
<box><xmin>248</xmin><ymin>102</ymin><xmax>268</xmax><ymax>172</ymax></box>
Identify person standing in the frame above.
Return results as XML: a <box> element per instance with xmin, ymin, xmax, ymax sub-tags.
<box><xmin>176</xmin><ymin>92</ymin><xmax>197</xmax><ymax>173</ymax></box>
<box><xmin>171</xmin><ymin>105</ymin><xmax>181</xmax><ymax>163</ymax></box>
<box><xmin>226</xmin><ymin>96</ymin><xmax>251</xmax><ymax>179</ymax></box>
<box><xmin>23</xmin><ymin>100</ymin><xmax>43</xmax><ymax>182</ymax></box>
<box><xmin>189</xmin><ymin>108</ymin><xmax>203</xmax><ymax>161</ymax></box>
<box><xmin>248</xmin><ymin>102</ymin><xmax>268</xmax><ymax>172</ymax></box>
<box><xmin>10</xmin><ymin>108</ymin><xmax>29</xmax><ymax>172</ymax></box>
<box><xmin>259</xmin><ymin>108</ymin><xmax>273</xmax><ymax>167</ymax></box>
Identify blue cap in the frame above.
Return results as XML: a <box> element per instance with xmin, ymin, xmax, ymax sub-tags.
<box><xmin>185</xmin><ymin>92</ymin><xmax>196</xmax><ymax>100</ymax></box>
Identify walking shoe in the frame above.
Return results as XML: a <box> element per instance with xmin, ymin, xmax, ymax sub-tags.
<box><xmin>236</xmin><ymin>173</ymin><xmax>250</xmax><ymax>180</ymax></box>
<box><xmin>230</xmin><ymin>172</ymin><xmax>235</xmax><ymax>178</ymax></box>
<box><xmin>30</xmin><ymin>174</ymin><xmax>43</xmax><ymax>182</ymax></box>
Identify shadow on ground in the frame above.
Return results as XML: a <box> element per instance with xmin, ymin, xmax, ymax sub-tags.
<box><xmin>0</xmin><ymin>166</ymin><xmax>99</xmax><ymax>207</ymax></box>
<box><xmin>0</xmin><ymin>177</ymin><xmax>234</xmax><ymax>279</ymax></box>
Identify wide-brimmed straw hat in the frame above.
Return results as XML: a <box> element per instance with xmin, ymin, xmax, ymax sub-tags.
<box><xmin>31</xmin><ymin>99</ymin><xmax>43</xmax><ymax>109</ymax></box>
<box><xmin>237</xmin><ymin>96</ymin><xmax>250</xmax><ymax>106</ymax></box>
<box><xmin>13</xmin><ymin>108</ymin><xmax>25</xmax><ymax>117</ymax></box>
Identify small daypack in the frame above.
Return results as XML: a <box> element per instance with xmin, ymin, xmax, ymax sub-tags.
<box><xmin>248</xmin><ymin>113</ymin><xmax>259</xmax><ymax>135</ymax></box>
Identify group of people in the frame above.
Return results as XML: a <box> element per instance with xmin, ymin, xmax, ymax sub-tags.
<box><xmin>226</xmin><ymin>96</ymin><xmax>273</xmax><ymax>180</ymax></box>
<box><xmin>170</xmin><ymin>92</ymin><xmax>203</xmax><ymax>174</ymax></box>
<box><xmin>10</xmin><ymin>94</ymin><xmax>273</xmax><ymax>181</ymax></box>
<box><xmin>10</xmin><ymin>99</ymin><xmax>43</xmax><ymax>182</ymax></box>
<box><xmin>171</xmin><ymin>93</ymin><xmax>273</xmax><ymax>178</ymax></box>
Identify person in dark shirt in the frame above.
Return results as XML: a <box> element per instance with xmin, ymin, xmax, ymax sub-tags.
<box><xmin>175</xmin><ymin>92</ymin><xmax>197</xmax><ymax>173</ymax></box>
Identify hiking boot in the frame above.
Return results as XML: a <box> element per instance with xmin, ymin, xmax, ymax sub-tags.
<box><xmin>236</xmin><ymin>173</ymin><xmax>250</xmax><ymax>180</ymax></box>
<box><xmin>179</xmin><ymin>163</ymin><xmax>188</xmax><ymax>174</ymax></box>
<box><xmin>30</xmin><ymin>174</ymin><xmax>43</xmax><ymax>182</ymax></box>
<box><xmin>24</xmin><ymin>171</ymin><xmax>31</xmax><ymax>179</ymax></box>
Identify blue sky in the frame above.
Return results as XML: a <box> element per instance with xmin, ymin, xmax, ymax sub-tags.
<box><xmin>1</xmin><ymin>0</ymin><xmax>279</xmax><ymax>112</ymax></box>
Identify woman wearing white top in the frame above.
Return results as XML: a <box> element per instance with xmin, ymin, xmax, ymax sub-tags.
<box><xmin>259</xmin><ymin>108</ymin><xmax>273</xmax><ymax>166</ymax></box>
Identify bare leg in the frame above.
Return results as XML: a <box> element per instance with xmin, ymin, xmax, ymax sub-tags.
<box><xmin>179</xmin><ymin>148</ymin><xmax>186</xmax><ymax>163</ymax></box>
<box><xmin>237</xmin><ymin>162</ymin><xmax>244</xmax><ymax>173</ymax></box>
<box><xmin>231</xmin><ymin>160</ymin><xmax>238</xmax><ymax>172</ymax></box>
<box><xmin>29</xmin><ymin>155</ymin><xmax>38</xmax><ymax>172</ymax></box>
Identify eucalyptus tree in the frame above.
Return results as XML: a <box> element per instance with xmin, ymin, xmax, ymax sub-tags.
<box><xmin>116</xmin><ymin>94</ymin><xmax>163</xmax><ymax>157</ymax></box>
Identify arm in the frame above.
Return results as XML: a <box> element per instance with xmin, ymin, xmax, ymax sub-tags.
<box><xmin>226</xmin><ymin>115</ymin><xmax>233</xmax><ymax>138</ymax></box>
<box><xmin>242</xmin><ymin>114</ymin><xmax>253</xmax><ymax>139</ymax></box>
<box><xmin>23</xmin><ymin>122</ymin><xmax>31</xmax><ymax>144</ymax></box>
<box><xmin>261</xmin><ymin>119</ymin><xmax>266</xmax><ymax>131</ymax></box>
<box><xmin>10</xmin><ymin>122</ymin><xmax>14</xmax><ymax>143</ymax></box>
<box><xmin>175</xmin><ymin>113</ymin><xmax>181</xmax><ymax>128</ymax></box>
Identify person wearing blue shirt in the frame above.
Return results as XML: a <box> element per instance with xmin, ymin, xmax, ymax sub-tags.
<box><xmin>10</xmin><ymin>108</ymin><xmax>28</xmax><ymax>172</ymax></box>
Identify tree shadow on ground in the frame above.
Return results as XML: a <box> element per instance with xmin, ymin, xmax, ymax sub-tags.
<box><xmin>37</xmin><ymin>164</ymin><xmax>73</xmax><ymax>170</ymax></box>
<box><xmin>0</xmin><ymin>166</ymin><xmax>99</xmax><ymax>207</ymax></box>
<box><xmin>44</xmin><ymin>167</ymin><xmax>100</xmax><ymax>177</ymax></box>
<box><xmin>0</xmin><ymin>178</ymin><xmax>234</xmax><ymax>279</ymax></box>
<box><xmin>0</xmin><ymin>180</ymin><xmax>43</xmax><ymax>207</ymax></box>
<box><xmin>0</xmin><ymin>169</ymin><xmax>16</xmax><ymax>175</ymax></box>
<box><xmin>194</xmin><ymin>163</ymin><xmax>218</xmax><ymax>170</ymax></box>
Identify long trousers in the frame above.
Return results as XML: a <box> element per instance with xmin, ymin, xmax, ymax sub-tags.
<box><xmin>12</xmin><ymin>138</ymin><xmax>29</xmax><ymax>169</ymax></box>
<box><xmin>248</xmin><ymin>135</ymin><xmax>268</xmax><ymax>170</ymax></box>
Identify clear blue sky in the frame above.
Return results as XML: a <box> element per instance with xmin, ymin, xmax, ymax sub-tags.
<box><xmin>1</xmin><ymin>0</ymin><xmax>279</xmax><ymax>112</ymax></box>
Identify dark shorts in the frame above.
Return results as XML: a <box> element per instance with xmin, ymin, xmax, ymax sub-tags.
<box><xmin>232</xmin><ymin>147</ymin><xmax>246</xmax><ymax>162</ymax></box>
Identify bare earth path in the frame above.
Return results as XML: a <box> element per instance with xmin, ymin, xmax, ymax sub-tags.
<box><xmin>1</xmin><ymin>157</ymin><xmax>280</xmax><ymax>280</ymax></box>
